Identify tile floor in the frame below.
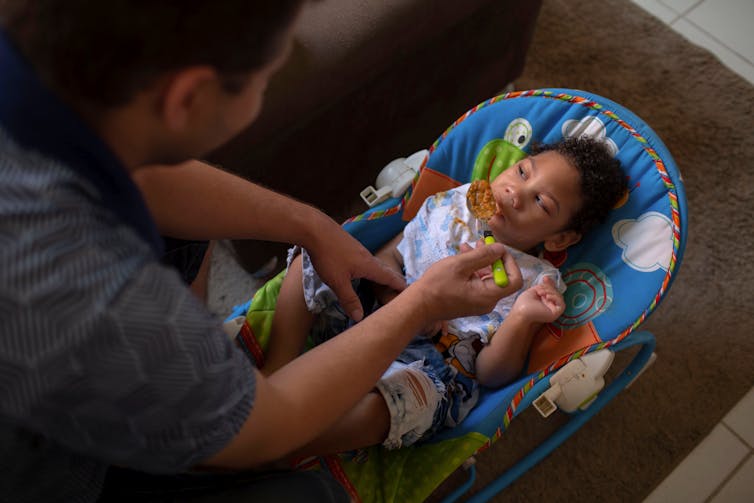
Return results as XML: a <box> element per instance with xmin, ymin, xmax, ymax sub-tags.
<box><xmin>209</xmin><ymin>2</ymin><xmax>754</xmax><ymax>500</ymax></box>
<box><xmin>629</xmin><ymin>1</ymin><xmax>754</xmax><ymax>501</ymax></box>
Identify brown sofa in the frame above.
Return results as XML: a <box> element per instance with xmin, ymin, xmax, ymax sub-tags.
<box><xmin>208</xmin><ymin>0</ymin><xmax>543</xmax><ymax>272</ymax></box>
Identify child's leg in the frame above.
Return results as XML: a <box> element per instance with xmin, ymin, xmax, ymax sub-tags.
<box><xmin>289</xmin><ymin>362</ymin><xmax>444</xmax><ymax>457</ymax></box>
<box><xmin>264</xmin><ymin>254</ymin><xmax>315</xmax><ymax>375</ymax></box>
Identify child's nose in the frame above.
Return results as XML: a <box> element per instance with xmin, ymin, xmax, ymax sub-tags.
<box><xmin>505</xmin><ymin>186</ymin><xmax>520</xmax><ymax>210</ymax></box>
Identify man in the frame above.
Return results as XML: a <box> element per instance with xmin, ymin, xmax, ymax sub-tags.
<box><xmin>0</xmin><ymin>1</ymin><xmax>519</xmax><ymax>501</ymax></box>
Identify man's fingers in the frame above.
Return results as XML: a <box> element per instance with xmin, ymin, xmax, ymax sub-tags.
<box><xmin>361</xmin><ymin>259</ymin><xmax>407</xmax><ymax>292</ymax></box>
<box><xmin>499</xmin><ymin>249</ymin><xmax>523</xmax><ymax>290</ymax></box>
<box><xmin>454</xmin><ymin>242</ymin><xmax>523</xmax><ymax>294</ymax></box>
<box><xmin>458</xmin><ymin>240</ymin><xmax>487</xmax><ymax>255</ymax></box>
<box><xmin>332</xmin><ymin>256</ymin><xmax>406</xmax><ymax>321</ymax></box>
<box><xmin>329</xmin><ymin>281</ymin><xmax>364</xmax><ymax>322</ymax></box>
<box><xmin>455</xmin><ymin>241</ymin><xmax>506</xmax><ymax>272</ymax></box>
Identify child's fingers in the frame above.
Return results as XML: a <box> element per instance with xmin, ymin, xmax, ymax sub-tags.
<box><xmin>537</xmin><ymin>277</ymin><xmax>561</xmax><ymax>295</ymax></box>
<box><xmin>544</xmin><ymin>292</ymin><xmax>566</xmax><ymax>315</ymax></box>
<box><xmin>541</xmin><ymin>275</ymin><xmax>557</xmax><ymax>288</ymax></box>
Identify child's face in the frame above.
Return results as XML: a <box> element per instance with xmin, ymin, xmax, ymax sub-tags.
<box><xmin>486</xmin><ymin>150</ymin><xmax>583</xmax><ymax>252</ymax></box>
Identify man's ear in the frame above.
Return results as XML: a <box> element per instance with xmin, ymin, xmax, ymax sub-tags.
<box><xmin>543</xmin><ymin>230</ymin><xmax>581</xmax><ymax>252</ymax></box>
<box><xmin>159</xmin><ymin>66</ymin><xmax>219</xmax><ymax>131</ymax></box>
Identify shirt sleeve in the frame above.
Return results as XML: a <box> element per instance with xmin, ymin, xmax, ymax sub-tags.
<box><xmin>531</xmin><ymin>259</ymin><xmax>567</xmax><ymax>294</ymax></box>
<box><xmin>0</xmin><ymin>217</ymin><xmax>256</xmax><ymax>473</ymax></box>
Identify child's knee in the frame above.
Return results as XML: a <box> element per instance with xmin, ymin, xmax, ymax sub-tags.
<box><xmin>375</xmin><ymin>361</ymin><xmax>445</xmax><ymax>449</ymax></box>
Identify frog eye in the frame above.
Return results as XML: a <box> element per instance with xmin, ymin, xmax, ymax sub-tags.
<box><xmin>504</xmin><ymin>118</ymin><xmax>532</xmax><ymax>149</ymax></box>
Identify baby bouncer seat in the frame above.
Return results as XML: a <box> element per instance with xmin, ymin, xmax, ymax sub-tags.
<box><xmin>228</xmin><ymin>88</ymin><xmax>687</xmax><ymax>502</ymax></box>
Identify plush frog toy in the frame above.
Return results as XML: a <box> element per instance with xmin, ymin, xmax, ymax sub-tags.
<box><xmin>471</xmin><ymin>117</ymin><xmax>532</xmax><ymax>182</ymax></box>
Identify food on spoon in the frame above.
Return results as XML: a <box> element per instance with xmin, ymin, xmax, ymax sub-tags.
<box><xmin>466</xmin><ymin>179</ymin><xmax>496</xmax><ymax>220</ymax></box>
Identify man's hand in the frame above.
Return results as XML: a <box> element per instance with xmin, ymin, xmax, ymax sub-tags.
<box><xmin>510</xmin><ymin>276</ymin><xmax>565</xmax><ymax>324</ymax></box>
<box><xmin>134</xmin><ymin>160</ymin><xmax>404</xmax><ymax>322</ymax></box>
<box><xmin>304</xmin><ymin>217</ymin><xmax>405</xmax><ymax>322</ymax></box>
<box><xmin>459</xmin><ymin>238</ymin><xmax>522</xmax><ymax>287</ymax></box>
<box><xmin>411</xmin><ymin>241</ymin><xmax>523</xmax><ymax>322</ymax></box>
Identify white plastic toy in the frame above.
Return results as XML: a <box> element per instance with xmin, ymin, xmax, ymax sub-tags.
<box><xmin>533</xmin><ymin>349</ymin><xmax>616</xmax><ymax>416</ymax></box>
<box><xmin>360</xmin><ymin>150</ymin><xmax>428</xmax><ymax>207</ymax></box>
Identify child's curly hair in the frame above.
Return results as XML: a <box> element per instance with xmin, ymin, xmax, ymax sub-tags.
<box><xmin>530</xmin><ymin>137</ymin><xmax>627</xmax><ymax>235</ymax></box>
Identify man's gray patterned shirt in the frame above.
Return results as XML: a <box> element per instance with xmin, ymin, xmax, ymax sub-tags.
<box><xmin>0</xmin><ymin>29</ymin><xmax>256</xmax><ymax>503</ymax></box>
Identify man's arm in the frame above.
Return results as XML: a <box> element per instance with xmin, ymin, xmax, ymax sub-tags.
<box><xmin>204</xmin><ymin>242</ymin><xmax>523</xmax><ymax>469</ymax></box>
<box><xmin>133</xmin><ymin>160</ymin><xmax>324</xmax><ymax>243</ymax></box>
<box><xmin>132</xmin><ymin>160</ymin><xmax>405</xmax><ymax>321</ymax></box>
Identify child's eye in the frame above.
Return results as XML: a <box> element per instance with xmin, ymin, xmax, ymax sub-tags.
<box><xmin>536</xmin><ymin>195</ymin><xmax>550</xmax><ymax>214</ymax></box>
<box><xmin>518</xmin><ymin>165</ymin><xmax>526</xmax><ymax>179</ymax></box>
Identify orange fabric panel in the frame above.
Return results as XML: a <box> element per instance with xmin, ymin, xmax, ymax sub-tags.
<box><xmin>402</xmin><ymin>168</ymin><xmax>462</xmax><ymax>222</ymax></box>
<box><xmin>526</xmin><ymin>322</ymin><xmax>604</xmax><ymax>373</ymax></box>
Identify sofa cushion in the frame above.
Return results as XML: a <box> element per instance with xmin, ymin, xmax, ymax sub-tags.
<box><xmin>252</xmin><ymin>0</ymin><xmax>496</xmax><ymax>140</ymax></box>
<box><xmin>209</xmin><ymin>0</ymin><xmax>543</xmax><ymax>272</ymax></box>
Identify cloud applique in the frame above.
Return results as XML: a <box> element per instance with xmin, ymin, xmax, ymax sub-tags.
<box><xmin>562</xmin><ymin>116</ymin><xmax>619</xmax><ymax>156</ymax></box>
<box><xmin>612</xmin><ymin>212</ymin><xmax>673</xmax><ymax>272</ymax></box>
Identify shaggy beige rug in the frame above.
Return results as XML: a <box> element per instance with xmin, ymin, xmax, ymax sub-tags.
<box><xmin>431</xmin><ymin>0</ymin><xmax>754</xmax><ymax>501</ymax></box>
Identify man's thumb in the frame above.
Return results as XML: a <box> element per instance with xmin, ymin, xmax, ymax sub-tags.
<box><xmin>458</xmin><ymin>241</ymin><xmax>505</xmax><ymax>271</ymax></box>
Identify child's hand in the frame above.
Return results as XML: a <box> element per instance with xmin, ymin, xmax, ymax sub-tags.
<box><xmin>511</xmin><ymin>276</ymin><xmax>565</xmax><ymax>324</ymax></box>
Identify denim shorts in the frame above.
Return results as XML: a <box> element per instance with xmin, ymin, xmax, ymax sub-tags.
<box><xmin>297</xmin><ymin>248</ymin><xmax>481</xmax><ymax>447</ymax></box>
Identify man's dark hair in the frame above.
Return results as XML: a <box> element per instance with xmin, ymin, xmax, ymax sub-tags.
<box><xmin>530</xmin><ymin>136</ymin><xmax>627</xmax><ymax>235</ymax></box>
<box><xmin>0</xmin><ymin>0</ymin><xmax>305</xmax><ymax>108</ymax></box>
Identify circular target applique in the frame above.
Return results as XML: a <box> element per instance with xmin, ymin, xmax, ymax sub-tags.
<box><xmin>555</xmin><ymin>262</ymin><xmax>613</xmax><ymax>329</ymax></box>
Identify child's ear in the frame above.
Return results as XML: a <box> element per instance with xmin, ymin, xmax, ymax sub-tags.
<box><xmin>543</xmin><ymin>230</ymin><xmax>581</xmax><ymax>252</ymax></box>
<box><xmin>159</xmin><ymin>66</ymin><xmax>218</xmax><ymax>131</ymax></box>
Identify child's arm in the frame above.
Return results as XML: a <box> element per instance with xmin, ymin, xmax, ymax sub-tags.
<box><xmin>372</xmin><ymin>233</ymin><xmax>451</xmax><ymax>337</ymax></box>
<box><xmin>371</xmin><ymin>233</ymin><xmax>406</xmax><ymax>306</ymax></box>
<box><xmin>475</xmin><ymin>277</ymin><xmax>565</xmax><ymax>388</ymax></box>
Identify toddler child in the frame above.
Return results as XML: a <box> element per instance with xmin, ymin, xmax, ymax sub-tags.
<box><xmin>266</xmin><ymin>136</ymin><xmax>626</xmax><ymax>454</ymax></box>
